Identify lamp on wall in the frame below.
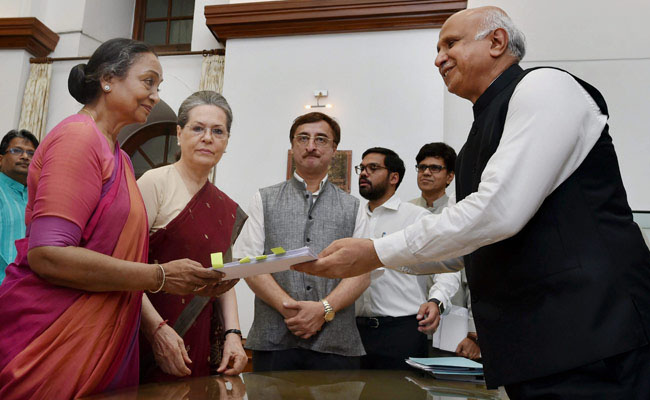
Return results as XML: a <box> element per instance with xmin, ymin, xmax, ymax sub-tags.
<box><xmin>305</xmin><ymin>90</ymin><xmax>332</xmax><ymax>109</ymax></box>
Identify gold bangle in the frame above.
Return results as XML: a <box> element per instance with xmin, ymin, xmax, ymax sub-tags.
<box><xmin>149</xmin><ymin>264</ymin><xmax>165</xmax><ymax>293</ymax></box>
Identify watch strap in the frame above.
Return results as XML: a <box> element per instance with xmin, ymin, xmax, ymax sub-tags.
<box><xmin>428</xmin><ymin>298</ymin><xmax>444</xmax><ymax>315</ymax></box>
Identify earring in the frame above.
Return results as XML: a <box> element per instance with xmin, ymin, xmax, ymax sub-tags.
<box><xmin>104</xmin><ymin>85</ymin><xmax>110</xmax><ymax>91</ymax></box>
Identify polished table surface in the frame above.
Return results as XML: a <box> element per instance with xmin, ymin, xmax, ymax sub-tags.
<box><xmin>86</xmin><ymin>370</ymin><xmax>508</xmax><ymax>400</ymax></box>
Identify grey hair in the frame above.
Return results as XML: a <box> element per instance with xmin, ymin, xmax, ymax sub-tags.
<box><xmin>177</xmin><ymin>90</ymin><xmax>233</xmax><ymax>132</ymax></box>
<box><xmin>474</xmin><ymin>9</ymin><xmax>526</xmax><ymax>61</ymax></box>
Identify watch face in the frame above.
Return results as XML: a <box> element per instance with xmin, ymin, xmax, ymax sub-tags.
<box><xmin>324</xmin><ymin>312</ymin><xmax>335</xmax><ymax>322</ymax></box>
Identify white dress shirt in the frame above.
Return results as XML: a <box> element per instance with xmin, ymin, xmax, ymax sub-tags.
<box><xmin>374</xmin><ymin>68</ymin><xmax>608</xmax><ymax>268</ymax></box>
<box><xmin>354</xmin><ymin>194</ymin><xmax>460</xmax><ymax>317</ymax></box>
<box><xmin>233</xmin><ymin>173</ymin><xmax>366</xmax><ymax>258</ymax></box>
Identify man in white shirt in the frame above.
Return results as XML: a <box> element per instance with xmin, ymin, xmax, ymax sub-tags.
<box><xmin>409</xmin><ymin>142</ymin><xmax>455</xmax><ymax>213</ymax></box>
<box><xmin>410</xmin><ymin>142</ymin><xmax>480</xmax><ymax>360</ymax></box>
<box><xmin>296</xmin><ymin>7</ymin><xmax>650</xmax><ymax>397</ymax></box>
<box><xmin>353</xmin><ymin>147</ymin><xmax>460</xmax><ymax>369</ymax></box>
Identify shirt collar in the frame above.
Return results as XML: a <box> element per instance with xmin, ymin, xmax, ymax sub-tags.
<box><xmin>432</xmin><ymin>193</ymin><xmax>449</xmax><ymax>210</ymax></box>
<box><xmin>473</xmin><ymin>63</ymin><xmax>524</xmax><ymax>119</ymax></box>
<box><xmin>0</xmin><ymin>171</ymin><xmax>26</xmax><ymax>192</ymax></box>
<box><xmin>365</xmin><ymin>193</ymin><xmax>401</xmax><ymax>215</ymax></box>
<box><xmin>293</xmin><ymin>171</ymin><xmax>328</xmax><ymax>195</ymax></box>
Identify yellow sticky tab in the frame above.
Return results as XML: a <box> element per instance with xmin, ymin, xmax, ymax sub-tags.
<box><xmin>271</xmin><ymin>247</ymin><xmax>286</xmax><ymax>255</ymax></box>
<box><xmin>255</xmin><ymin>255</ymin><xmax>268</xmax><ymax>261</ymax></box>
<box><xmin>211</xmin><ymin>252</ymin><xmax>224</xmax><ymax>269</ymax></box>
<box><xmin>239</xmin><ymin>256</ymin><xmax>251</xmax><ymax>264</ymax></box>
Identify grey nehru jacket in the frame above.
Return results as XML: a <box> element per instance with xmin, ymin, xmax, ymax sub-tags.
<box><xmin>245</xmin><ymin>177</ymin><xmax>365</xmax><ymax>356</ymax></box>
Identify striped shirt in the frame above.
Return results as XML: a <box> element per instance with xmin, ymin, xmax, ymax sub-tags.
<box><xmin>0</xmin><ymin>172</ymin><xmax>28</xmax><ymax>282</ymax></box>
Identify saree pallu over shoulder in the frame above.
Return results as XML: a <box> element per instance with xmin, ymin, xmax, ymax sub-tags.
<box><xmin>142</xmin><ymin>182</ymin><xmax>241</xmax><ymax>381</ymax></box>
<box><xmin>0</xmin><ymin>115</ymin><xmax>149</xmax><ymax>400</ymax></box>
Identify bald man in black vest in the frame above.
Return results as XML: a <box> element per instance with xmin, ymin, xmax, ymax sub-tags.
<box><xmin>296</xmin><ymin>6</ymin><xmax>650</xmax><ymax>398</ymax></box>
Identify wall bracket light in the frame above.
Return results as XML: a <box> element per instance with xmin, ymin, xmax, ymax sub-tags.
<box><xmin>305</xmin><ymin>90</ymin><xmax>332</xmax><ymax>109</ymax></box>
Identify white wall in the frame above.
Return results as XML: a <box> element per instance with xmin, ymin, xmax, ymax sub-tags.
<box><xmin>443</xmin><ymin>0</ymin><xmax>650</xmax><ymax>210</ymax></box>
<box><xmin>191</xmin><ymin>0</ymin><xmax>225</xmax><ymax>51</ymax></box>
<box><xmin>0</xmin><ymin>51</ymin><xmax>31</xmax><ymax>136</ymax></box>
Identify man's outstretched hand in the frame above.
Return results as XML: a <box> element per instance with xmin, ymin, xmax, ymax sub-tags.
<box><xmin>292</xmin><ymin>238</ymin><xmax>383</xmax><ymax>278</ymax></box>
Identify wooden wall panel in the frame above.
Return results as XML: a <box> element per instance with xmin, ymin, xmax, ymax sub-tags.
<box><xmin>0</xmin><ymin>18</ymin><xmax>59</xmax><ymax>57</ymax></box>
<box><xmin>205</xmin><ymin>0</ymin><xmax>466</xmax><ymax>43</ymax></box>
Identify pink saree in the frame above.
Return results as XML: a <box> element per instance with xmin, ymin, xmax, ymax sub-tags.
<box><xmin>0</xmin><ymin>114</ymin><xmax>149</xmax><ymax>399</ymax></box>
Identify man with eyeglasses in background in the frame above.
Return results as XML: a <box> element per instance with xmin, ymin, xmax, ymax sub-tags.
<box><xmin>233</xmin><ymin>112</ymin><xmax>369</xmax><ymax>371</ymax></box>
<box><xmin>353</xmin><ymin>147</ymin><xmax>460</xmax><ymax>369</ymax></box>
<box><xmin>410</xmin><ymin>142</ymin><xmax>481</xmax><ymax>360</ymax></box>
<box><xmin>0</xmin><ymin>129</ymin><xmax>39</xmax><ymax>283</ymax></box>
<box><xmin>410</xmin><ymin>142</ymin><xmax>456</xmax><ymax>213</ymax></box>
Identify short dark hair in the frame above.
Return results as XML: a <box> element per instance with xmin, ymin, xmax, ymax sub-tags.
<box><xmin>415</xmin><ymin>142</ymin><xmax>457</xmax><ymax>174</ymax></box>
<box><xmin>362</xmin><ymin>147</ymin><xmax>405</xmax><ymax>189</ymax></box>
<box><xmin>68</xmin><ymin>38</ymin><xmax>156</xmax><ymax>104</ymax></box>
<box><xmin>289</xmin><ymin>112</ymin><xmax>340</xmax><ymax>145</ymax></box>
<box><xmin>1</xmin><ymin>129</ymin><xmax>39</xmax><ymax>154</ymax></box>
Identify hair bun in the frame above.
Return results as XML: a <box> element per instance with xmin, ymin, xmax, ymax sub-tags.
<box><xmin>68</xmin><ymin>63</ymin><xmax>89</xmax><ymax>104</ymax></box>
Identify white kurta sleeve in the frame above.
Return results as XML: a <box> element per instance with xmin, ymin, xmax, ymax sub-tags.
<box><xmin>374</xmin><ymin>68</ymin><xmax>607</xmax><ymax>268</ymax></box>
<box><xmin>232</xmin><ymin>191</ymin><xmax>265</xmax><ymax>258</ymax></box>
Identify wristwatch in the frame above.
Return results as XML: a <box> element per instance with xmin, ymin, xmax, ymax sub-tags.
<box><xmin>321</xmin><ymin>299</ymin><xmax>335</xmax><ymax>322</ymax></box>
<box><xmin>428</xmin><ymin>298</ymin><xmax>444</xmax><ymax>315</ymax></box>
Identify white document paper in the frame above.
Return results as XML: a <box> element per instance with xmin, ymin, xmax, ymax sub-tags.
<box><xmin>432</xmin><ymin>305</ymin><xmax>469</xmax><ymax>352</ymax></box>
<box><xmin>221</xmin><ymin>247</ymin><xmax>317</xmax><ymax>280</ymax></box>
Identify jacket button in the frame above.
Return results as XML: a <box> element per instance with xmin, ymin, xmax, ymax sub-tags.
<box><xmin>306</xmin><ymin>238</ymin><xmax>311</xmax><ymax>242</ymax></box>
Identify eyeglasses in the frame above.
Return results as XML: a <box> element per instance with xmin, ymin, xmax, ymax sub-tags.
<box><xmin>355</xmin><ymin>163</ymin><xmax>388</xmax><ymax>175</ymax></box>
<box><xmin>416</xmin><ymin>164</ymin><xmax>446</xmax><ymax>173</ymax></box>
<box><xmin>5</xmin><ymin>148</ymin><xmax>35</xmax><ymax>157</ymax></box>
<box><xmin>293</xmin><ymin>134</ymin><xmax>332</xmax><ymax>148</ymax></box>
<box><xmin>187</xmin><ymin>124</ymin><xmax>230</xmax><ymax>140</ymax></box>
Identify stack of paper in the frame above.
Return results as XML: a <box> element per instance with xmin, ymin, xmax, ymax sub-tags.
<box><xmin>215</xmin><ymin>247</ymin><xmax>318</xmax><ymax>280</ymax></box>
<box><xmin>406</xmin><ymin>357</ymin><xmax>484</xmax><ymax>383</ymax></box>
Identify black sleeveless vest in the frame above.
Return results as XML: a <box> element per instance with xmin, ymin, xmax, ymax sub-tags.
<box><xmin>456</xmin><ymin>64</ymin><xmax>650</xmax><ymax>387</ymax></box>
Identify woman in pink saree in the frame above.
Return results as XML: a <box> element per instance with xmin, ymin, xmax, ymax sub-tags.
<box><xmin>0</xmin><ymin>39</ymin><xmax>225</xmax><ymax>399</ymax></box>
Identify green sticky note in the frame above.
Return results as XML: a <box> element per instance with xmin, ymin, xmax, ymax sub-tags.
<box><xmin>211</xmin><ymin>252</ymin><xmax>223</xmax><ymax>269</ymax></box>
<box><xmin>271</xmin><ymin>247</ymin><xmax>286</xmax><ymax>255</ymax></box>
<box><xmin>255</xmin><ymin>255</ymin><xmax>268</xmax><ymax>260</ymax></box>
<box><xmin>239</xmin><ymin>256</ymin><xmax>251</xmax><ymax>264</ymax></box>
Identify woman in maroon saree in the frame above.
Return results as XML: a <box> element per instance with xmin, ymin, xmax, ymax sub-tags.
<box><xmin>138</xmin><ymin>91</ymin><xmax>248</xmax><ymax>381</ymax></box>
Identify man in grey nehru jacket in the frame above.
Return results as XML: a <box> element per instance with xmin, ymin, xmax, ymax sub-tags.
<box><xmin>233</xmin><ymin>112</ymin><xmax>369</xmax><ymax>371</ymax></box>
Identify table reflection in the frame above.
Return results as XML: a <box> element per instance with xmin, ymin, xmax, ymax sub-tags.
<box><xmin>84</xmin><ymin>370</ymin><xmax>507</xmax><ymax>400</ymax></box>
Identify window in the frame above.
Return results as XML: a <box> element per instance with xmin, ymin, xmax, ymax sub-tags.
<box><xmin>133</xmin><ymin>0</ymin><xmax>195</xmax><ymax>51</ymax></box>
<box><xmin>122</xmin><ymin>122</ymin><xmax>179</xmax><ymax>179</ymax></box>
<box><xmin>119</xmin><ymin>100</ymin><xmax>179</xmax><ymax>178</ymax></box>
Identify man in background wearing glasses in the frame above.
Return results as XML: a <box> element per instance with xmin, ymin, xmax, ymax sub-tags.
<box><xmin>0</xmin><ymin>129</ymin><xmax>39</xmax><ymax>283</ymax></box>
<box><xmin>410</xmin><ymin>142</ymin><xmax>481</xmax><ymax>361</ymax></box>
<box><xmin>353</xmin><ymin>147</ymin><xmax>460</xmax><ymax>369</ymax></box>
<box><xmin>233</xmin><ymin>112</ymin><xmax>369</xmax><ymax>371</ymax></box>
<box><xmin>409</xmin><ymin>142</ymin><xmax>456</xmax><ymax>214</ymax></box>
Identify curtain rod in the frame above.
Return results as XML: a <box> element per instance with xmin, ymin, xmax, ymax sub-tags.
<box><xmin>29</xmin><ymin>48</ymin><xmax>225</xmax><ymax>64</ymax></box>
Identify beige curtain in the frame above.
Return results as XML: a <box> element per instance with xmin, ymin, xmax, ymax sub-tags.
<box><xmin>199</xmin><ymin>54</ymin><xmax>225</xmax><ymax>93</ymax></box>
<box><xmin>200</xmin><ymin>54</ymin><xmax>226</xmax><ymax>183</ymax></box>
<box><xmin>19</xmin><ymin>62</ymin><xmax>53</xmax><ymax>141</ymax></box>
